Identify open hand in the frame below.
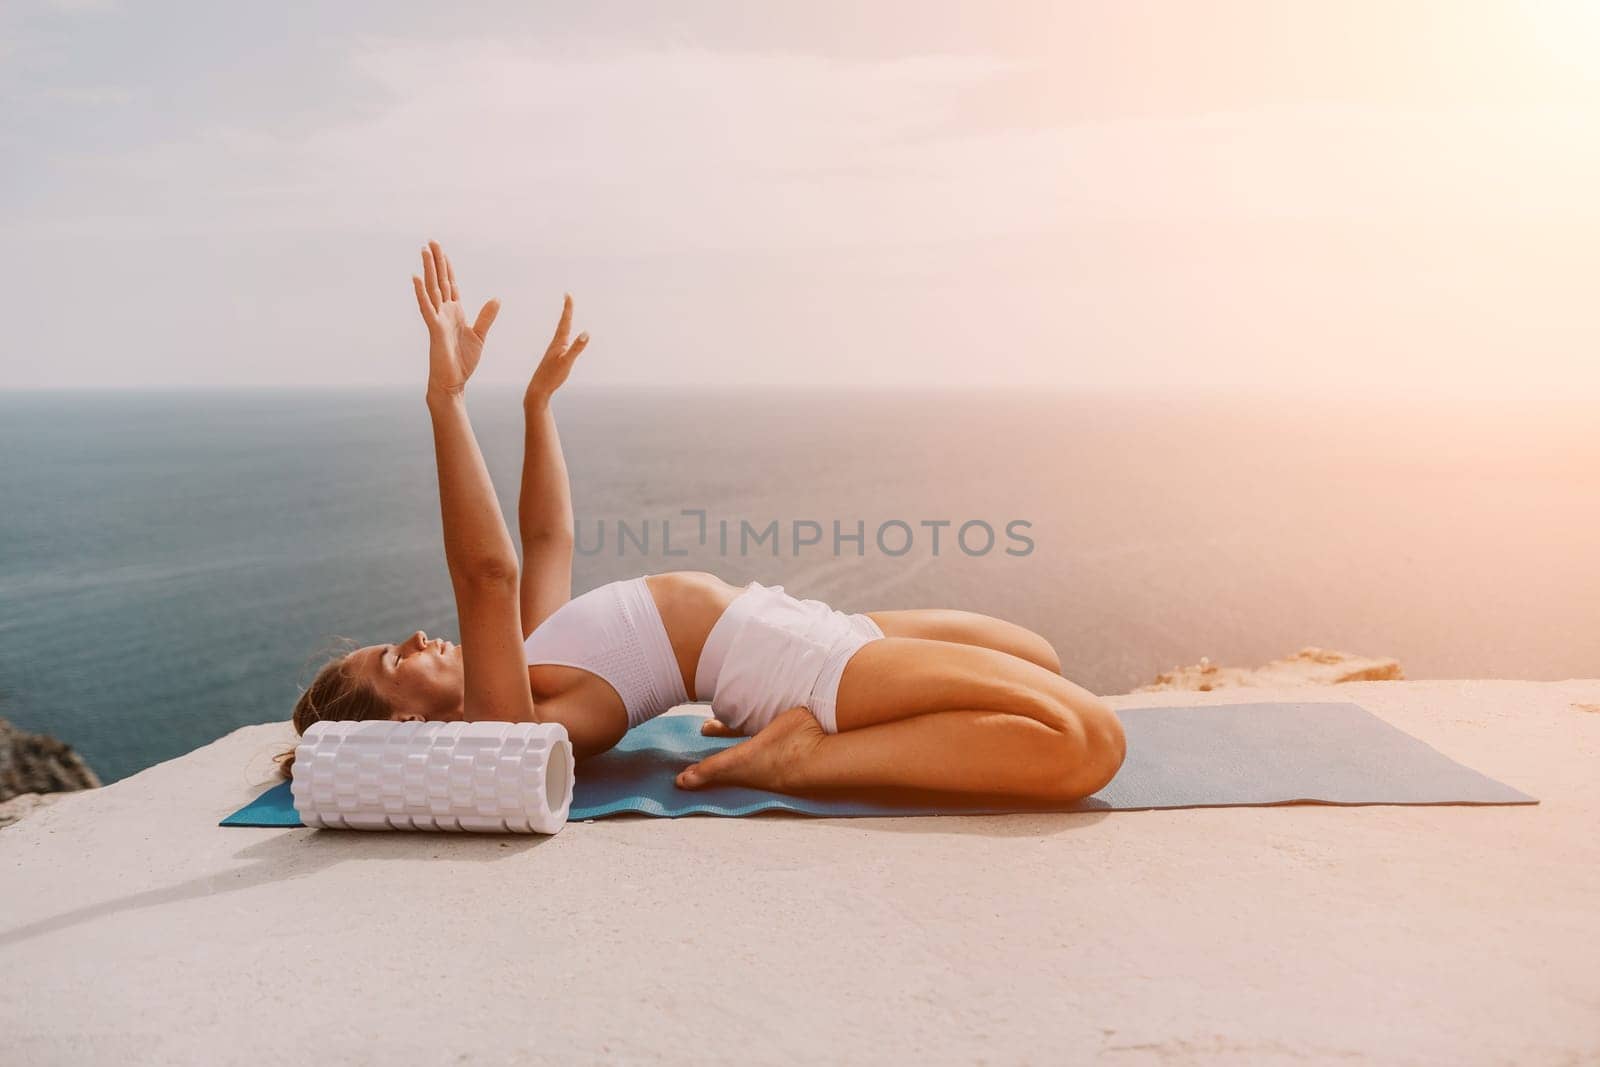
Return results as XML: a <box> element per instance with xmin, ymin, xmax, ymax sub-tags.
<box><xmin>524</xmin><ymin>293</ymin><xmax>590</xmax><ymax>407</ymax></box>
<box><xmin>411</xmin><ymin>239</ymin><xmax>500</xmax><ymax>398</ymax></box>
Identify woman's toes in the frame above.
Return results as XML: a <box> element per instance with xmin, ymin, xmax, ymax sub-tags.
<box><xmin>676</xmin><ymin>715</ymin><xmax>821</xmax><ymax>793</ymax></box>
<box><xmin>677</xmin><ymin>746</ymin><xmax>739</xmax><ymax>789</ymax></box>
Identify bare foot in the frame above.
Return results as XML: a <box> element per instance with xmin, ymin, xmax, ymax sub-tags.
<box><xmin>676</xmin><ymin>706</ymin><xmax>826</xmax><ymax>792</ymax></box>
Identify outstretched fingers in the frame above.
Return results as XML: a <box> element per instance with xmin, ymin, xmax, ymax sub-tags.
<box><xmin>545</xmin><ymin>293</ymin><xmax>574</xmax><ymax>356</ymax></box>
<box><xmin>411</xmin><ymin>275</ymin><xmax>438</xmax><ymax>327</ymax></box>
<box><xmin>472</xmin><ymin>299</ymin><xmax>501</xmax><ymax>341</ymax></box>
<box><xmin>538</xmin><ymin>293</ymin><xmax>589</xmax><ymax>377</ymax></box>
<box><xmin>442</xmin><ymin>249</ymin><xmax>460</xmax><ymax>303</ymax></box>
<box><xmin>421</xmin><ymin>244</ymin><xmax>443</xmax><ymax>308</ymax></box>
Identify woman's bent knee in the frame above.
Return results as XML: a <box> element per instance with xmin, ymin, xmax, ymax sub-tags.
<box><xmin>1083</xmin><ymin>703</ymin><xmax>1127</xmax><ymax>794</ymax></box>
<box><xmin>1045</xmin><ymin>698</ymin><xmax>1125</xmax><ymax>801</ymax></box>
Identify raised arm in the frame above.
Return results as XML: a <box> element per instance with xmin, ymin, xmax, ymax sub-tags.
<box><xmin>518</xmin><ymin>294</ymin><xmax>589</xmax><ymax>638</ymax></box>
<box><xmin>411</xmin><ymin>240</ymin><xmax>537</xmax><ymax>724</ymax></box>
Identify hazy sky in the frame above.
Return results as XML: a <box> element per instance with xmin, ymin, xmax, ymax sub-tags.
<box><xmin>3</xmin><ymin>1</ymin><xmax>1598</xmax><ymax>392</ymax></box>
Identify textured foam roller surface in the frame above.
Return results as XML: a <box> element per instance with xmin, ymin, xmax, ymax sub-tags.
<box><xmin>289</xmin><ymin>720</ymin><xmax>575</xmax><ymax>833</ymax></box>
<box><xmin>223</xmin><ymin>702</ymin><xmax>1536</xmax><ymax>827</ymax></box>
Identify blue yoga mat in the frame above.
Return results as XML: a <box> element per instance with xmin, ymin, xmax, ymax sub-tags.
<box><xmin>221</xmin><ymin>702</ymin><xmax>1535</xmax><ymax>827</ymax></box>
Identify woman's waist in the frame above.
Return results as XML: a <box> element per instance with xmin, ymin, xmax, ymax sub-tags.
<box><xmin>643</xmin><ymin>571</ymin><xmax>745</xmax><ymax>701</ymax></box>
<box><xmin>621</xmin><ymin>573</ymin><xmax>853</xmax><ymax>706</ymax></box>
<box><xmin>689</xmin><ymin>579</ymin><xmax>838</xmax><ymax>702</ymax></box>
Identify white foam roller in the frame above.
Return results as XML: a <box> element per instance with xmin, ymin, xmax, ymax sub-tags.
<box><xmin>290</xmin><ymin>720</ymin><xmax>575</xmax><ymax>834</ymax></box>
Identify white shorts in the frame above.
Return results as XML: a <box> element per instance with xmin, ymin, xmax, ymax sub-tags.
<box><xmin>693</xmin><ymin>581</ymin><xmax>884</xmax><ymax>736</ymax></box>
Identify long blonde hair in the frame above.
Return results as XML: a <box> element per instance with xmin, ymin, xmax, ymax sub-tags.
<box><xmin>276</xmin><ymin>638</ymin><xmax>396</xmax><ymax>778</ymax></box>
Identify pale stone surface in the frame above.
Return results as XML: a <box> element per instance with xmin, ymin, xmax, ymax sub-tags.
<box><xmin>0</xmin><ymin>791</ymin><xmax>64</xmax><ymax>828</ymax></box>
<box><xmin>1</xmin><ymin>680</ymin><xmax>1596</xmax><ymax>1066</ymax></box>
<box><xmin>1135</xmin><ymin>647</ymin><xmax>1405</xmax><ymax>692</ymax></box>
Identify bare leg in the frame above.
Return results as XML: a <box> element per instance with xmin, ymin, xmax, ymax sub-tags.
<box><xmin>865</xmin><ymin>608</ymin><xmax>1063</xmax><ymax>673</ymax></box>
<box><xmin>677</xmin><ymin>638</ymin><xmax>1124</xmax><ymax>803</ymax></box>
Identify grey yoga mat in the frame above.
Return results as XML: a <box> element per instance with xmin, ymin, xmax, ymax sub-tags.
<box><xmin>1079</xmin><ymin>700</ymin><xmax>1535</xmax><ymax>810</ymax></box>
<box><xmin>221</xmin><ymin>701</ymin><xmax>1535</xmax><ymax>825</ymax></box>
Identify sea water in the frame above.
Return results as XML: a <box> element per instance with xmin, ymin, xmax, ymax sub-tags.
<box><xmin>1</xmin><ymin>386</ymin><xmax>1596</xmax><ymax>782</ymax></box>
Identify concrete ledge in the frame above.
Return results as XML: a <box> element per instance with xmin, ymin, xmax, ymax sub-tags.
<box><xmin>3</xmin><ymin>680</ymin><xmax>1596</xmax><ymax>1065</ymax></box>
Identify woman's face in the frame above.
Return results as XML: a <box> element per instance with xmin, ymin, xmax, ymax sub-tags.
<box><xmin>349</xmin><ymin>629</ymin><xmax>466</xmax><ymax>721</ymax></box>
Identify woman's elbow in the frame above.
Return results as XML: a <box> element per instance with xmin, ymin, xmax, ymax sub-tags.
<box><xmin>572</xmin><ymin>738</ymin><xmax>618</xmax><ymax>762</ymax></box>
<box><xmin>462</xmin><ymin>557</ymin><xmax>520</xmax><ymax>588</ymax></box>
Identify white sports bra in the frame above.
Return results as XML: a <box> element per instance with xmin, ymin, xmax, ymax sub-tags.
<box><xmin>523</xmin><ymin>576</ymin><xmax>689</xmax><ymax>729</ymax></box>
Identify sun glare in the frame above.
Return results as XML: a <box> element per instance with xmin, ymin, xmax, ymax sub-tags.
<box><xmin>1522</xmin><ymin>0</ymin><xmax>1600</xmax><ymax>81</ymax></box>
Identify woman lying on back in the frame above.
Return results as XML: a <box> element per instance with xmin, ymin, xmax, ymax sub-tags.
<box><xmin>281</xmin><ymin>240</ymin><xmax>1126</xmax><ymax>803</ymax></box>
